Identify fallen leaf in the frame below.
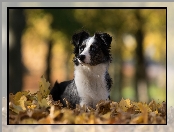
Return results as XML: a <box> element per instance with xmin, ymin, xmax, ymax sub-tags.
<box><xmin>19</xmin><ymin>95</ymin><xmax>27</xmax><ymax>110</ymax></box>
<box><xmin>38</xmin><ymin>98</ymin><xmax>49</xmax><ymax>108</ymax></box>
<box><xmin>39</xmin><ymin>76</ymin><xmax>50</xmax><ymax>98</ymax></box>
<box><xmin>119</xmin><ymin>98</ymin><xmax>132</xmax><ymax>112</ymax></box>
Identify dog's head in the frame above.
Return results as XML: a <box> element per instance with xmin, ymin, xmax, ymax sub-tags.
<box><xmin>72</xmin><ymin>30</ymin><xmax>112</xmax><ymax>66</ymax></box>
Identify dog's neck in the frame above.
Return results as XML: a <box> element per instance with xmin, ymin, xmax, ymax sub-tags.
<box><xmin>75</xmin><ymin>63</ymin><xmax>108</xmax><ymax>77</ymax></box>
<box><xmin>74</xmin><ymin>63</ymin><xmax>110</xmax><ymax>108</ymax></box>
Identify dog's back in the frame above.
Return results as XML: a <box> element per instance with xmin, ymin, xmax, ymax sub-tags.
<box><xmin>50</xmin><ymin>80</ymin><xmax>80</xmax><ymax>108</ymax></box>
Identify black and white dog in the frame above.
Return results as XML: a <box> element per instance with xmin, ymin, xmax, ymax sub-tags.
<box><xmin>50</xmin><ymin>30</ymin><xmax>112</xmax><ymax>108</ymax></box>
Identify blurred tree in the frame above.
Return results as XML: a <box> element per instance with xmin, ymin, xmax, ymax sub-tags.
<box><xmin>9</xmin><ymin>9</ymin><xmax>26</xmax><ymax>94</ymax></box>
<box><xmin>21</xmin><ymin>9</ymin><xmax>53</xmax><ymax>93</ymax></box>
<box><xmin>44</xmin><ymin>9</ymin><xmax>84</xmax><ymax>80</ymax></box>
<box><xmin>46</xmin><ymin>40</ymin><xmax>53</xmax><ymax>82</ymax></box>
<box><xmin>134</xmin><ymin>10</ymin><xmax>149</xmax><ymax>102</ymax></box>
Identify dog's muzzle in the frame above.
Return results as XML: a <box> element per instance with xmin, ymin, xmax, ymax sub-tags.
<box><xmin>75</xmin><ymin>55</ymin><xmax>86</xmax><ymax>66</ymax></box>
<box><xmin>78</xmin><ymin>55</ymin><xmax>85</xmax><ymax>62</ymax></box>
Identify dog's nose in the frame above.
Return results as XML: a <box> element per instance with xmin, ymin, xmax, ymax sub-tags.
<box><xmin>78</xmin><ymin>55</ymin><xmax>85</xmax><ymax>61</ymax></box>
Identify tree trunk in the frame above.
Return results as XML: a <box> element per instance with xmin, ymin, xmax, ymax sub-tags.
<box><xmin>135</xmin><ymin>10</ymin><xmax>149</xmax><ymax>102</ymax></box>
<box><xmin>9</xmin><ymin>9</ymin><xmax>26</xmax><ymax>94</ymax></box>
<box><xmin>45</xmin><ymin>40</ymin><xmax>53</xmax><ymax>83</ymax></box>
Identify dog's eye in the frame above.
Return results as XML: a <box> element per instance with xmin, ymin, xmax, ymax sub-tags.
<box><xmin>80</xmin><ymin>46</ymin><xmax>85</xmax><ymax>52</ymax></box>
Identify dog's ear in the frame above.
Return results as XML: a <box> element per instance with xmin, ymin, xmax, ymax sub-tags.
<box><xmin>72</xmin><ymin>30</ymin><xmax>90</xmax><ymax>46</ymax></box>
<box><xmin>95</xmin><ymin>33</ymin><xmax>112</xmax><ymax>47</ymax></box>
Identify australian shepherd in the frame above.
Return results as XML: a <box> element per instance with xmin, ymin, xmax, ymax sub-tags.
<box><xmin>50</xmin><ymin>30</ymin><xmax>112</xmax><ymax>108</ymax></box>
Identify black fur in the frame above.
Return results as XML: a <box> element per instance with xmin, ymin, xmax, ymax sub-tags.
<box><xmin>72</xmin><ymin>30</ymin><xmax>90</xmax><ymax>58</ymax></box>
<box><xmin>50</xmin><ymin>80</ymin><xmax>80</xmax><ymax>108</ymax></box>
<box><xmin>94</xmin><ymin>32</ymin><xmax>112</xmax><ymax>63</ymax></box>
<box><xmin>105</xmin><ymin>72</ymin><xmax>113</xmax><ymax>92</ymax></box>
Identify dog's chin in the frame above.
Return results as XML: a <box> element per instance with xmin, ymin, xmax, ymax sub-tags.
<box><xmin>78</xmin><ymin>59</ymin><xmax>93</xmax><ymax>66</ymax></box>
<box><xmin>73</xmin><ymin>58</ymin><xmax>90</xmax><ymax>66</ymax></box>
<box><xmin>78</xmin><ymin>60</ymin><xmax>101</xmax><ymax>67</ymax></box>
<box><xmin>74</xmin><ymin>58</ymin><xmax>84</xmax><ymax>66</ymax></box>
<box><xmin>74</xmin><ymin>57</ymin><xmax>105</xmax><ymax>66</ymax></box>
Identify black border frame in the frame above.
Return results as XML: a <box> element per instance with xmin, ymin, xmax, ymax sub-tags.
<box><xmin>7</xmin><ymin>6</ymin><xmax>167</xmax><ymax>125</ymax></box>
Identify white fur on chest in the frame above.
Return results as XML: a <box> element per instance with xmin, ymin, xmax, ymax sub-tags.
<box><xmin>74</xmin><ymin>63</ymin><xmax>109</xmax><ymax>108</ymax></box>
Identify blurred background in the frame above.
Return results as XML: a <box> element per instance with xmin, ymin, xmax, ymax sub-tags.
<box><xmin>8</xmin><ymin>8</ymin><xmax>166</xmax><ymax>103</ymax></box>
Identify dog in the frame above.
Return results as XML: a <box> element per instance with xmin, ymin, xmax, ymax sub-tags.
<box><xmin>50</xmin><ymin>30</ymin><xmax>112</xmax><ymax>108</ymax></box>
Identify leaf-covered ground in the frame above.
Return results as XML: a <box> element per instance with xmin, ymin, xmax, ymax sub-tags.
<box><xmin>9</xmin><ymin>76</ymin><xmax>166</xmax><ymax>124</ymax></box>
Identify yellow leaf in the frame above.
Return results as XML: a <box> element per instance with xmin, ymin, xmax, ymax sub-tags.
<box><xmin>101</xmin><ymin>112</ymin><xmax>111</xmax><ymax>119</ymax></box>
<box><xmin>149</xmin><ymin>100</ymin><xmax>157</xmax><ymax>111</ymax></box>
<box><xmin>9</xmin><ymin>102</ymin><xmax>24</xmax><ymax>114</ymax></box>
<box><xmin>39</xmin><ymin>76</ymin><xmax>50</xmax><ymax>98</ymax></box>
<box><xmin>138</xmin><ymin>102</ymin><xmax>152</xmax><ymax>113</ymax></box>
<box><xmin>130</xmin><ymin>115</ymin><xmax>144</xmax><ymax>124</ymax></box>
<box><xmin>27</xmin><ymin>104</ymin><xmax>37</xmax><ymax>110</ymax></box>
<box><xmin>19</xmin><ymin>95</ymin><xmax>27</xmax><ymax>110</ymax></box>
<box><xmin>36</xmin><ymin>91</ymin><xmax>42</xmax><ymax>102</ymax></box>
<box><xmin>14</xmin><ymin>91</ymin><xmax>29</xmax><ymax>105</ymax></box>
<box><xmin>38</xmin><ymin>98</ymin><xmax>49</xmax><ymax>108</ymax></box>
<box><xmin>137</xmin><ymin>103</ymin><xmax>150</xmax><ymax>123</ymax></box>
<box><xmin>119</xmin><ymin>98</ymin><xmax>131</xmax><ymax>112</ymax></box>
